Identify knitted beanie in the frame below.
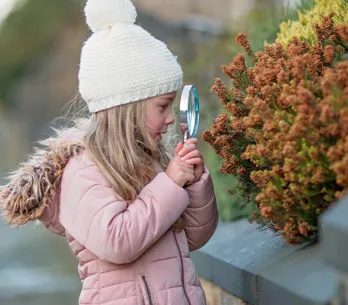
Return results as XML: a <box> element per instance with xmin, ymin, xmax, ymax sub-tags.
<box><xmin>78</xmin><ymin>0</ymin><xmax>183</xmax><ymax>113</ymax></box>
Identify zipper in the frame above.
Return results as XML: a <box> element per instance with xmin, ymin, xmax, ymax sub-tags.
<box><xmin>142</xmin><ymin>276</ymin><xmax>154</xmax><ymax>305</ymax></box>
<box><xmin>173</xmin><ymin>231</ymin><xmax>192</xmax><ymax>305</ymax></box>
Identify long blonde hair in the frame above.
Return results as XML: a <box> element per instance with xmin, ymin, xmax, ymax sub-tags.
<box><xmin>82</xmin><ymin>98</ymin><xmax>170</xmax><ymax>202</ymax></box>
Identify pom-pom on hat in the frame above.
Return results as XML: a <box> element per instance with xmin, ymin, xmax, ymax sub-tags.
<box><xmin>79</xmin><ymin>0</ymin><xmax>183</xmax><ymax>113</ymax></box>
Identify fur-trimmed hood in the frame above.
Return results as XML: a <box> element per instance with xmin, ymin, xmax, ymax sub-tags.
<box><xmin>0</xmin><ymin>120</ymin><xmax>89</xmax><ymax>235</ymax></box>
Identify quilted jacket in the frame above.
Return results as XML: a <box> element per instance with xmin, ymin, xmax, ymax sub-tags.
<box><xmin>0</xmin><ymin>129</ymin><xmax>218</xmax><ymax>305</ymax></box>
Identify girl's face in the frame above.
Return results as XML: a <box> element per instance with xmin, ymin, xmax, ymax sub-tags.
<box><xmin>145</xmin><ymin>92</ymin><xmax>177</xmax><ymax>141</ymax></box>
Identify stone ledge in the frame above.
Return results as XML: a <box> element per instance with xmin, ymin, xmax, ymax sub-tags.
<box><xmin>191</xmin><ymin>219</ymin><xmax>338</xmax><ymax>305</ymax></box>
<box><xmin>320</xmin><ymin>196</ymin><xmax>348</xmax><ymax>274</ymax></box>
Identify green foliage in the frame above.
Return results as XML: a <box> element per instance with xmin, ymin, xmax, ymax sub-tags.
<box><xmin>203</xmin><ymin>143</ymin><xmax>254</xmax><ymax>220</ymax></box>
<box><xmin>0</xmin><ymin>0</ymin><xmax>82</xmax><ymax>107</ymax></box>
<box><xmin>277</xmin><ymin>0</ymin><xmax>348</xmax><ymax>46</ymax></box>
<box><xmin>244</xmin><ymin>0</ymin><xmax>314</xmax><ymax>51</ymax></box>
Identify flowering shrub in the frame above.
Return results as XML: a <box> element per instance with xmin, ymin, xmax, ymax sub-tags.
<box><xmin>277</xmin><ymin>0</ymin><xmax>348</xmax><ymax>46</ymax></box>
<box><xmin>203</xmin><ymin>14</ymin><xmax>348</xmax><ymax>244</ymax></box>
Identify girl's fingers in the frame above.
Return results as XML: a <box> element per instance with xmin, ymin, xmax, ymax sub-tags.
<box><xmin>180</xmin><ymin>163</ymin><xmax>194</xmax><ymax>173</ymax></box>
<box><xmin>185</xmin><ymin>158</ymin><xmax>203</xmax><ymax>166</ymax></box>
<box><xmin>185</xmin><ymin>138</ymin><xmax>198</xmax><ymax>145</ymax></box>
<box><xmin>176</xmin><ymin>138</ymin><xmax>198</xmax><ymax>157</ymax></box>
<box><xmin>174</xmin><ymin>142</ymin><xmax>184</xmax><ymax>157</ymax></box>
<box><xmin>185</xmin><ymin>173</ymin><xmax>195</xmax><ymax>182</ymax></box>
<box><xmin>178</xmin><ymin>143</ymin><xmax>196</xmax><ymax>157</ymax></box>
<box><xmin>182</xmin><ymin>168</ymin><xmax>195</xmax><ymax>182</ymax></box>
<box><xmin>181</xmin><ymin>150</ymin><xmax>201</xmax><ymax>161</ymax></box>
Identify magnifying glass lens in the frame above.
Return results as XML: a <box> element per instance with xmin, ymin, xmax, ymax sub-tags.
<box><xmin>179</xmin><ymin>85</ymin><xmax>200</xmax><ymax>142</ymax></box>
<box><xmin>188</xmin><ymin>88</ymin><xmax>199</xmax><ymax>138</ymax></box>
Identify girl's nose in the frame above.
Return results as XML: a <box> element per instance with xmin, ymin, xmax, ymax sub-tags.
<box><xmin>165</xmin><ymin>111</ymin><xmax>175</xmax><ymax>126</ymax></box>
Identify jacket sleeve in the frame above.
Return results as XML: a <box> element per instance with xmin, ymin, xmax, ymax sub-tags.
<box><xmin>59</xmin><ymin>167</ymin><xmax>190</xmax><ymax>264</ymax></box>
<box><xmin>183</xmin><ymin>166</ymin><xmax>219</xmax><ymax>252</ymax></box>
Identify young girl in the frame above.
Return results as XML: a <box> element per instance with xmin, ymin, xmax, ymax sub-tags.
<box><xmin>0</xmin><ymin>0</ymin><xmax>218</xmax><ymax>304</ymax></box>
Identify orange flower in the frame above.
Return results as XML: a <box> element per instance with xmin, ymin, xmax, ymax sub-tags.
<box><xmin>336</xmin><ymin>24</ymin><xmax>348</xmax><ymax>44</ymax></box>
<box><xmin>260</xmin><ymin>206</ymin><xmax>273</xmax><ymax>217</ymax></box>
<box><xmin>324</xmin><ymin>45</ymin><xmax>335</xmax><ymax>63</ymax></box>
<box><xmin>236</xmin><ymin>33</ymin><xmax>256</xmax><ymax>62</ymax></box>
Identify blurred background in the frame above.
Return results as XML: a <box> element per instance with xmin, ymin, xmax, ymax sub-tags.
<box><xmin>0</xmin><ymin>0</ymin><xmax>310</xmax><ymax>304</ymax></box>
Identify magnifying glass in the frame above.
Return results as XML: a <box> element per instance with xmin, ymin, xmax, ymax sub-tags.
<box><xmin>179</xmin><ymin>85</ymin><xmax>200</xmax><ymax>143</ymax></box>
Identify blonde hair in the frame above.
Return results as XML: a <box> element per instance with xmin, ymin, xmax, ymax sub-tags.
<box><xmin>83</xmin><ymin>98</ymin><xmax>170</xmax><ymax>202</ymax></box>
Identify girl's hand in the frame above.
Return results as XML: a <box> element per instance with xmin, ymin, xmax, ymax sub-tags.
<box><xmin>166</xmin><ymin>153</ymin><xmax>195</xmax><ymax>187</ymax></box>
<box><xmin>175</xmin><ymin>139</ymin><xmax>204</xmax><ymax>184</ymax></box>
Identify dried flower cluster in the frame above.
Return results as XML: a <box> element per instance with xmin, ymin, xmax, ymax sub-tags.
<box><xmin>203</xmin><ymin>14</ymin><xmax>348</xmax><ymax>244</ymax></box>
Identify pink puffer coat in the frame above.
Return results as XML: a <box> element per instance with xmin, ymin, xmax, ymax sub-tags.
<box><xmin>1</xmin><ymin>137</ymin><xmax>218</xmax><ymax>305</ymax></box>
<box><xmin>59</xmin><ymin>151</ymin><xmax>218</xmax><ymax>305</ymax></box>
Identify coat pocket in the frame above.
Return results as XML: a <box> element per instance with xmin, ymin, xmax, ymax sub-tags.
<box><xmin>139</xmin><ymin>275</ymin><xmax>154</xmax><ymax>305</ymax></box>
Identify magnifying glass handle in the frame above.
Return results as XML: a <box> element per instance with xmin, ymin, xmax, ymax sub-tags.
<box><xmin>183</xmin><ymin>129</ymin><xmax>189</xmax><ymax>143</ymax></box>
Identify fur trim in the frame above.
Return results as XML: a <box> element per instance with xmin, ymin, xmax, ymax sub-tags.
<box><xmin>0</xmin><ymin>119</ymin><xmax>89</xmax><ymax>227</ymax></box>
<box><xmin>0</xmin><ymin>142</ymin><xmax>84</xmax><ymax>226</ymax></box>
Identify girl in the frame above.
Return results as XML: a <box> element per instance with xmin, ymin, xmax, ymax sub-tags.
<box><xmin>0</xmin><ymin>0</ymin><xmax>218</xmax><ymax>304</ymax></box>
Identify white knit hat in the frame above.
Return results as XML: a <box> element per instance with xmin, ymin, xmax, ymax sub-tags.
<box><xmin>78</xmin><ymin>0</ymin><xmax>183</xmax><ymax>113</ymax></box>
